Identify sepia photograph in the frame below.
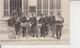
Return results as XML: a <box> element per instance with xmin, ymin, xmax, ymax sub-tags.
<box><xmin>0</xmin><ymin>0</ymin><xmax>69</xmax><ymax>45</ymax></box>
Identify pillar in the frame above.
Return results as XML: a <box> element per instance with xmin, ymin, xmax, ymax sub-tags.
<box><xmin>41</xmin><ymin>0</ymin><xmax>43</xmax><ymax>14</ymax></box>
<box><xmin>48</xmin><ymin>0</ymin><xmax>50</xmax><ymax>16</ymax></box>
<box><xmin>0</xmin><ymin>0</ymin><xmax>4</xmax><ymax>18</ymax></box>
<box><xmin>8</xmin><ymin>0</ymin><xmax>10</xmax><ymax>16</ymax></box>
<box><xmin>22</xmin><ymin>0</ymin><xmax>24</xmax><ymax>13</ymax></box>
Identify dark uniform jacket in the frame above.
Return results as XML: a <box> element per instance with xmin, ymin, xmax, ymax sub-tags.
<box><xmin>30</xmin><ymin>17</ymin><xmax>37</xmax><ymax>34</ymax></box>
<box><xmin>39</xmin><ymin>17</ymin><xmax>47</xmax><ymax>29</ymax></box>
<box><xmin>20</xmin><ymin>16</ymin><xmax>27</xmax><ymax>23</ymax></box>
<box><xmin>44</xmin><ymin>16</ymin><xmax>49</xmax><ymax>25</ymax></box>
<box><xmin>56</xmin><ymin>17</ymin><xmax>64</xmax><ymax>27</ymax></box>
<box><xmin>39</xmin><ymin>17</ymin><xmax>45</xmax><ymax>25</ymax></box>
<box><xmin>30</xmin><ymin>17</ymin><xmax>37</xmax><ymax>25</ymax></box>
<box><xmin>8</xmin><ymin>17</ymin><xmax>16</xmax><ymax>27</ymax></box>
<box><xmin>49</xmin><ymin>16</ymin><xmax>56</xmax><ymax>26</ymax></box>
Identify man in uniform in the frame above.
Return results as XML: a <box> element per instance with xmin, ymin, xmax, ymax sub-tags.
<box><xmin>26</xmin><ymin>16</ymin><xmax>31</xmax><ymax>37</ymax></box>
<box><xmin>8</xmin><ymin>16</ymin><xmax>17</xmax><ymax>39</ymax></box>
<box><xmin>20</xmin><ymin>14</ymin><xmax>27</xmax><ymax>37</ymax></box>
<box><xmin>56</xmin><ymin>13</ymin><xmax>64</xmax><ymax>40</ymax></box>
<box><xmin>15</xmin><ymin>16</ymin><xmax>21</xmax><ymax>36</ymax></box>
<box><xmin>30</xmin><ymin>14</ymin><xmax>37</xmax><ymax>37</ymax></box>
<box><xmin>36</xmin><ymin>16</ymin><xmax>41</xmax><ymax>37</ymax></box>
<box><xmin>39</xmin><ymin>14</ymin><xmax>46</xmax><ymax>37</ymax></box>
<box><xmin>49</xmin><ymin>13</ymin><xmax>56</xmax><ymax>38</ymax></box>
<box><xmin>44</xmin><ymin>15</ymin><xmax>49</xmax><ymax>36</ymax></box>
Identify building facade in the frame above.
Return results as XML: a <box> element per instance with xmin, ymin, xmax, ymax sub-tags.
<box><xmin>0</xmin><ymin>0</ymin><xmax>69</xmax><ymax>29</ymax></box>
<box><xmin>4</xmin><ymin>0</ymin><xmax>61</xmax><ymax>17</ymax></box>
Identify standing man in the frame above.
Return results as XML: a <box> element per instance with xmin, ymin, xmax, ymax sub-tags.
<box><xmin>15</xmin><ymin>16</ymin><xmax>21</xmax><ymax>36</ymax></box>
<box><xmin>56</xmin><ymin>14</ymin><xmax>64</xmax><ymax>40</ymax></box>
<box><xmin>39</xmin><ymin>14</ymin><xmax>46</xmax><ymax>37</ymax></box>
<box><xmin>36</xmin><ymin>16</ymin><xmax>41</xmax><ymax>37</ymax></box>
<box><xmin>44</xmin><ymin>15</ymin><xmax>49</xmax><ymax>36</ymax></box>
<box><xmin>26</xmin><ymin>16</ymin><xmax>31</xmax><ymax>36</ymax></box>
<box><xmin>30</xmin><ymin>14</ymin><xmax>37</xmax><ymax>37</ymax></box>
<box><xmin>8</xmin><ymin>16</ymin><xmax>17</xmax><ymax>39</ymax></box>
<box><xmin>49</xmin><ymin>14</ymin><xmax>56</xmax><ymax>38</ymax></box>
<box><xmin>20</xmin><ymin>13</ymin><xmax>27</xmax><ymax>37</ymax></box>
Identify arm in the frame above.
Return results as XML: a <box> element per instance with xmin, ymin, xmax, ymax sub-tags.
<box><xmin>62</xmin><ymin>17</ymin><xmax>64</xmax><ymax>23</ymax></box>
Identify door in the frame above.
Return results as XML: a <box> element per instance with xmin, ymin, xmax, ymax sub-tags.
<box><xmin>29</xmin><ymin>6</ymin><xmax>36</xmax><ymax>17</ymax></box>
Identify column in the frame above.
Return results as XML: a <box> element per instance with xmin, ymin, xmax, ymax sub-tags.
<box><xmin>24</xmin><ymin>0</ymin><xmax>28</xmax><ymax>16</ymax></box>
<box><xmin>0</xmin><ymin>0</ymin><xmax>4</xmax><ymax>18</ymax></box>
<box><xmin>59</xmin><ymin>0</ymin><xmax>61</xmax><ymax>15</ymax></box>
<box><xmin>27</xmin><ymin>0</ymin><xmax>29</xmax><ymax>16</ymax></box>
<box><xmin>22</xmin><ymin>0</ymin><xmax>24</xmax><ymax>13</ymax></box>
<box><xmin>41</xmin><ymin>0</ymin><xmax>43</xmax><ymax>14</ymax></box>
<box><xmin>36</xmin><ymin>0</ymin><xmax>37</xmax><ymax>16</ymax></box>
<box><xmin>48</xmin><ymin>0</ymin><xmax>50</xmax><ymax>16</ymax></box>
<box><xmin>54</xmin><ymin>0</ymin><xmax>57</xmax><ymax>16</ymax></box>
<box><xmin>8</xmin><ymin>0</ymin><xmax>10</xmax><ymax>16</ymax></box>
<box><xmin>56</xmin><ymin>0</ymin><xmax>61</xmax><ymax>15</ymax></box>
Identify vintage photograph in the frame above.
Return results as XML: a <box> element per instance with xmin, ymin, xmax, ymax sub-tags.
<box><xmin>0</xmin><ymin>0</ymin><xmax>69</xmax><ymax>44</ymax></box>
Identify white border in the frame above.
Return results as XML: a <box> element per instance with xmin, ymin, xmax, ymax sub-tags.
<box><xmin>70</xmin><ymin>1</ymin><xmax>80</xmax><ymax>48</ymax></box>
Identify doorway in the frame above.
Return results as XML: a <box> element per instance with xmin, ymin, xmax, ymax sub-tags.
<box><xmin>29</xmin><ymin>6</ymin><xmax>36</xmax><ymax>17</ymax></box>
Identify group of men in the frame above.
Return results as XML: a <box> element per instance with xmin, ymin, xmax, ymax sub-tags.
<box><xmin>8</xmin><ymin>13</ymin><xmax>64</xmax><ymax>40</ymax></box>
